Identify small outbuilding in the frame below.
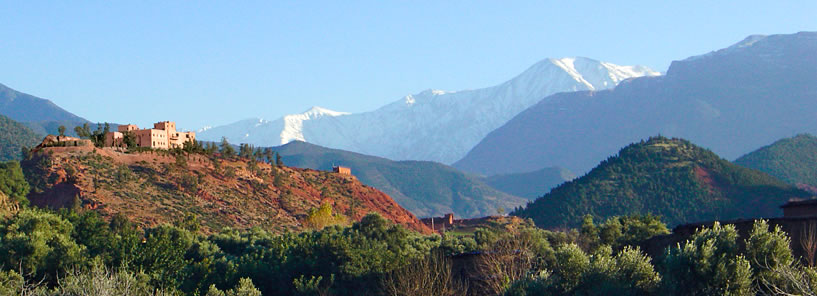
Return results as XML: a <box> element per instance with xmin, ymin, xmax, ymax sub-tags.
<box><xmin>333</xmin><ymin>166</ymin><xmax>352</xmax><ymax>175</ymax></box>
<box><xmin>781</xmin><ymin>198</ymin><xmax>817</xmax><ymax>218</ymax></box>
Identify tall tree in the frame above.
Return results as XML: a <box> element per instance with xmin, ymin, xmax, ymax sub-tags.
<box><xmin>74</xmin><ymin>123</ymin><xmax>91</xmax><ymax>139</ymax></box>
<box><xmin>263</xmin><ymin>148</ymin><xmax>273</xmax><ymax>164</ymax></box>
<box><xmin>220</xmin><ymin>137</ymin><xmax>235</xmax><ymax>158</ymax></box>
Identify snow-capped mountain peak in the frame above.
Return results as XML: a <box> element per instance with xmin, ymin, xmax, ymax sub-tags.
<box><xmin>301</xmin><ymin>106</ymin><xmax>350</xmax><ymax>118</ymax></box>
<box><xmin>549</xmin><ymin>57</ymin><xmax>597</xmax><ymax>90</ymax></box>
<box><xmin>199</xmin><ymin>57</ymin><xmax>658</xmax><ymax>164</ymax></box>
<box><xmin>281</xmin><ymin>106</ymin><xmax>349</xmax><ymax>143</ymax></box>
<box><xmin>404</xmin><ymin>95</ymin><xmax>416</xmax><ymax>106</ymax></box>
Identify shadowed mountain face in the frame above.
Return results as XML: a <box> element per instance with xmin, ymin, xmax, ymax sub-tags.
<box><xmin>482</xmin><ymin>167</ymin><xmax>574</xmax><ymax>200</ymax></box>
<box><xmin>735</xmin><ymin>134</ymin><xmax>817</xmax><ymax>188</ymax></box>
<box><xmin>269</xmin><ymin>141</ymin><xmax>527</xmax><ymax>218</ymax></box>
<box><xmin>513</xmin><ymin>137</ymin><xmax>809</xmax><ymax>229</ymax></box>
<box><xmin>0</xmin><ymin>83</ymin><xmax>89</xmax><ymax>135</ymax></box>
<box><xmin>455</xmin><ymin>32</ymin><xmax>817</xmax><ymax>176</ymax></box>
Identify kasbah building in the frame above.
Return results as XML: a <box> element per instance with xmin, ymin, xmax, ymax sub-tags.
<box><xmin>104</xmin><ymin>121</ymin><xmax>195</xmax><ymax>149</ymax></box>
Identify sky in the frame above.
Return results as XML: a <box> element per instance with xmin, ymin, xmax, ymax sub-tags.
<box><xmin>1</xmin><ymin>1</ymin><xmax>815</xmax><ymax>130</ymax></box>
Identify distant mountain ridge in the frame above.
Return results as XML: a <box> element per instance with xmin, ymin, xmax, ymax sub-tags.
<box><xmin>269</xmin><ymin>140</ymin><xmax>527</xmax><ymax>218</ymax></box>
<box><xmin>455</xmin><ymin>32</ymin><xmax>817</xmax><ymax>175</ymax></box>
<box><xmin>735</xmin><ymin>134</ymin><xmax>817</xmax><ymax>188</ymax></box>
<box><xmin>482</xmin><ymin>167</ymin><xmax>574</xmax><ymax>200</ymax></box>
<box><xmin>199</xmin><ymin>57</ymin><xmax>658</xmax><ymax>164</ymax></box>
<box><xmin>513</xmin><ymin>137</ymin><xmax>809</xmax><ymax>229</ymax></box>
<box><xmin>0</xmin><ymin>83</ymin><xmax>89</xmax><ymax>135</ymax></box>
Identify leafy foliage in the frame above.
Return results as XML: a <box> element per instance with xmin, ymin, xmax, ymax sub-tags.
<box><xmin>580</xmin><ymin>214</ymin><xmax>670</xmax><ymax>252</ymax></box>
<box><xmin>206</xmin><ymin>278</ymin><xmax>262</xmax><ymax>296</ymax></box>
<box><xmin>3</xmin><ymin>204</ymin><xmax>816</xmax><ymax>296</ymax></box>
<box><xmin>74</xmin><ymin>122</ymin><xmax>111</xmax><ymax>147</ymax></box>
<box><xmin>514</xmin><ymin>136</ymin><xmax>809</xmax><ymax>228</ymax></box>
<box><xmin>507</xmin><ymin>244</ymin><xmax>661</xmax><ymax>296</ymax></box>
<box><xmin>661</xmin><ymin>222</ymin><xmax>753</xmax><ymax>296</ymax></box>
<box><xmin>0</xmin><ymin>208</ymin><xmax>84</xmax><ymax>283</ymax></box>
<box><xmin>0</xmin><ymin>161</ymin><xmax>30</xmax><ymax>206</ymax></box>
<box><xmin>304</xmin><ymin>202</ymin><xmax>348</xmax><ymax>230</ymax></box>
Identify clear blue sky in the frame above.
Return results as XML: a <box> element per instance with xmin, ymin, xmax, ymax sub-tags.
<box><xmin>1</xmin><ymin>1</ymin><xmax>815</xmax><ymax>130</ymax></box>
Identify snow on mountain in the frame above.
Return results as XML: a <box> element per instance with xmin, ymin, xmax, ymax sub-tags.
<box><xmin>454</xmin><ymin>32</ymin><xmax>817</xmax><ymax>176</ymax></box>
<box><xmin>281</xmin><ymin>106</ymin><xmax>351</xmax><ymax>143</ymax></box>
<box><xmin>199</xmin><ymin>57</ymin><xmax>659</xmax><ymax>164</ymax></box>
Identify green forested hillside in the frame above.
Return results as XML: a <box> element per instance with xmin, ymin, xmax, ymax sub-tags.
<box><xmin>0</xmin><ymin>115</ymin><xmax>41</xmax><ymax>161</ymax></box>
<box><xmin>734</xmin><ymin>134</ymin><xmax>817</xmax><ymax>187</ymax></box>
<box><xmin>271</xmin><ymin>141</ymin><xmax>526</xmax><ymax>218</ymax></box>
<box><xmin>513</xmin><ymin>136</ymin><xmax>809</xmax><ymax>228</ymax></box>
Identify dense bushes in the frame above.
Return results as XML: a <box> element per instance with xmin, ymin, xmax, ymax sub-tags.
<box><xmin>660</xmin><ymin>222</ymin><xmax>753</xmax><ymax>295</ymax></box>
<box><xmin>505</xmin><ymin>218</ymin><xmax>817</xmax><ymax>296</ymax></box>
<box><xmin>0</xmin><ymin>209</ymin><xmax>440</xmax><ymax>295</ymax></box>
<box><xmin>2</xmin><ymin>206</ymin><xmax>816</xmax><ymax>295</ymax></box>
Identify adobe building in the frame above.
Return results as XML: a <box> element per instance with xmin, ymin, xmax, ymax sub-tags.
<box><xmin>781</xmin><ymin>198</ymin><xmax>817</xmax><ymax>218</ymax></box>
<box><xmin>37</xmin><ymin>135</ymin><xmax>93</xmax><ymax>148</ymax></box>
<box><xmin>105</xmin><ymin>121</ymin><xmax>195</xmax><ymax>149</ymax></box>
<box><xmin>333</xmin><ymin>166</ymin><xmax>352</xmax><ymax>175</ymax></box>
<box><xmin>421</xmin><ymin>213</ymin><xmax>455</xmax><ymax>232</ymax></box>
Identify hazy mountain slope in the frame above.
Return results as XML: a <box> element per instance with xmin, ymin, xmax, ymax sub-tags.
<box><xmin>0</xmin><ymin>83</ymin><xmax>89</xmax><ymax>134</ymax></box>
<box><xmin>513</xmin><ymin>137</ymin><xmax>809</xmax><ymax>229</ymax></box>
<box><xmin>21</xmin><ymin>144</ymin><xmax>431</xmax><ymax>234</ymax></box>
<box><xmin>482</xmin><ymin>167</ymin><xmax>574</xmax><ymax>200</ymax></box>
<box><xmin>455</xmin><ymin>32</ymin><xmax>817</xmax><ymax>175</ymax></box>
<box><xmin>734</xmin><ymin>134</ymin><xmax>817</xmax><ymax>187</ymax></box>
<box><xmin>270</xmin><ymin>141</ymin><xmax>526</xmax><ymax>218</ymax></box>
<box><xmin>199</xmin><ymin>58</ymin><xmax>658</xmax><ymax>164</ymax></box>
<box><xmin>0</xmin><ymin>115</ymin><xmax>41</xmax><ymax>161</ymax></box>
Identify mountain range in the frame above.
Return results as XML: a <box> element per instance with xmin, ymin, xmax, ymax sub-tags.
<box><xmin>455</xmin><ymin>32</ymin><xmax>817</xmax><ymax>176</ymax></box>
<box><xmin>0</xmin><ymin>83</ymin><xmax>89</xmax><ymax>136</ymax></box>
<box><xmin>198</xmin><ymin>57</ymin><xmax>658</xmax><ymax>164</ymax></box>
<box><xmin>4</xmin><ymin>31</ymin><xmax>816</xmax><ymax>225</ymax></box>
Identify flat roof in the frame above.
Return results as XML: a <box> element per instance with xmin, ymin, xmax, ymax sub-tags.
<box><xmin>781</xmin><ymin>198</ymin><xmax>817</xmax><ymax>208</ymax></box>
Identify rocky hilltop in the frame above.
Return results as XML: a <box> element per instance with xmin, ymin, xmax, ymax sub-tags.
<box><xmin>21</xmin><ymin>144</ymin><xmax>430</xmax><ymax>234</ymax></box>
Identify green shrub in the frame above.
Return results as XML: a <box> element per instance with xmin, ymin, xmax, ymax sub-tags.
<box><xmin>661</xmin><ymin>222</ymin><xmax>753</xmax><ymax>296</ymax></box>
<box><xmin>0</xmin><ymin>208</ymin><xmax>84</xmax><ymax>282</ymax></box>
<box><xmin>0</xmin><ymin>161</ymin><xmax>30</xmax><ymax>206</ymax></box>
